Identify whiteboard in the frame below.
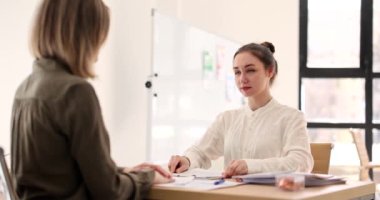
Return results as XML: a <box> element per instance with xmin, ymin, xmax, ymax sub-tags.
<box><xmin>148</xmin><ymin>11</ymin><xmax>243</xmax><ymax>162</ymax></box>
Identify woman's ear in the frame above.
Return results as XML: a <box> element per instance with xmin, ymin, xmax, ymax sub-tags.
<box><xmin>266</xmin><ymin>65</ymin><xmax>275</xmax><ymax>78</ymax></box>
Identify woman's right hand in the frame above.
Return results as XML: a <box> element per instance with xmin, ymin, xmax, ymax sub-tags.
<box><xmin>124</xmin><ymin>163</ymin><xmax>174</xmax><ymax>184</ymax></box>
<box><xmin>223</xmin><ymin>159</ymin><xmax>248</xmax><ymax>178</ymax></box>
<box><xmin>153</xmin><ymin>171</ymin><xmax>173</xmax><ymax>184</ymax></box>
<box><xmin>168</xmin><ymin>155</ymin><xmax>190</xmax><ymax>173</ymax></box>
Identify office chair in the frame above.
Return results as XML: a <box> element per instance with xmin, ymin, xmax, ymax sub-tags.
<box><xmin>0</xmin><ymin>147</ymin><xmax>19</xmax><ymax>200</ymax></box>
<box><xmin>310</xmin><ymin>143</ymin><xmax>333</xmax><ymax>174</ymax></box>
<box><xmin>350</xmin><ymin>129</ymin><xmax>380</xmax><ymax>181</ymax></box>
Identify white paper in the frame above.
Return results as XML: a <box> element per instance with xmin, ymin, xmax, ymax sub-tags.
<box><xmin>173</xmin><ymin>168</ymin><xmax>223</xmax><ymax>179</ymax></box>
<box><xmin>232</xmin><ymin>171</ymin><xmax>293</xmax><ymax>179</ymax></box>
<box><xmin>231</xmin><ymin>172</ymin><xmax>346</xmax><ymax>187</ymax></box>
<box><xmin>157</xmin><ymin>176</ymin><xmax>242</xmax><ymax>190</ymax></box>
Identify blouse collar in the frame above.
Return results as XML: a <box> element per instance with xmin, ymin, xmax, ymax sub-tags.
<box><xmin>244</xmin><ymin>98</ymin><xmax>277</xmax><ymax>117</ymax></box>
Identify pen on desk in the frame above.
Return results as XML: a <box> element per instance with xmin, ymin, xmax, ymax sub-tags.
<box><xmin>213</xmin><ymin>178</ymin><xmax>225</xmax><ymax>185</ymax></box>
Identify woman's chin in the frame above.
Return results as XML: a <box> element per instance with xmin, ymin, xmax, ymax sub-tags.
<box><xmin>240</xmin><ymin>90</ymin><xmax>253</xmax><ymax>97</ymax></box>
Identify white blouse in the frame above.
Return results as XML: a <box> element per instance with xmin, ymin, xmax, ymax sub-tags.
<box><xmin>184</xmin><ymin>99</ymin><xmax>313</xmax><ymax>173</ymax></box>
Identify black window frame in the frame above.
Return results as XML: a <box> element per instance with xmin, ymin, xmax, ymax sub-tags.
<box><xmin>299</xmin><ymin>0</ymin><xmax>380</xmax><ymax>164</ymax></box>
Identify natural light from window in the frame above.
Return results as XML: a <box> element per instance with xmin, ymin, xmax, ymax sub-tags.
<box><xmin>302</xmin><ymin>78</ymin><xmax>365</xmax><ymax>123</ymax></box>
<box><xmin>374</xmin><ymin>0</ymin><xmax>380</xmax><ymax>72</ymax></box>
<box><xmin>308</xmin><ymin>0</ymin><xmax>361</xmax><ymax>68</ymax></box>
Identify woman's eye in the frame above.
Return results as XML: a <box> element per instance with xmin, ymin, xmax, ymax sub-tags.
<box><xmin>234</xmin><ymin>71</ymin><xmax>241</xmax><ymax>75</ymax></box>
<box><xmin>247</xmin><ymin>69</ymin><xmax>256</xmax><ymax>73</ymax></box>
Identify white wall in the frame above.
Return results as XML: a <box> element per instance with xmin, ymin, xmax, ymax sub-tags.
<box><xmin>0</xmin><ymin>1</ymin><xmax>39</xmax><ymax>155</ymax></box>
<box><xmin>104</xmin><ymin>0</ymin><xmax>153</xmax><ymax>166</ymax></box>
<box><xmin>0</xmin><ymin>0</ymin><xmax>299</xmax><ymax>167</ymax></box>
<box><xmin>155</xmin><ymin>0</ymin><xmax>300</xmax><ymax>108</ymax></box>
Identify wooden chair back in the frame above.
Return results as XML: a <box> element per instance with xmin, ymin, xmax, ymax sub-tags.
<box><xmin>310</xmin><ymin>143</ymin><xmax>333</xmax><ymax>174</ymax></box>
<box><xmin>350</xmin><ymin>129</ymin><xmax>371</xmax><ymax>181</ymax></box>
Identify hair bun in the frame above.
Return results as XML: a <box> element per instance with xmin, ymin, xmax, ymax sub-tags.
<box><xmin>260</xmin><ymin>41</ymin><xmax>275</xmax><ymax>53</ymax></box>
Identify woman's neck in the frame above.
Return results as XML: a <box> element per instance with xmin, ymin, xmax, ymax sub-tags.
<box><xmin>248</xmin><ymin>92</ymin><xmax>272</xmax><ymax>111</ymax></box>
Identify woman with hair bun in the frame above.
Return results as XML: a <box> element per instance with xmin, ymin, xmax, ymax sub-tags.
<box><xmin>168</xmin><ymin>42</ymin><xmax>313</xmax><ymax>178</ymax></box>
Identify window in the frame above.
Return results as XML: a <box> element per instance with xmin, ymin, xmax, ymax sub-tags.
<box><xmin>300</xmin><ymin>0</ymin><xmax>380</xmax><ymax>177</ymax></box>
<box><xmin>307</xmin><ymin>0</ymin><xmax>361</xmax><ymax>68</ymax></box>
<box><xmin>302</xmin><ymin>78</ymin><xmax>365</xmax><ymax>123</ymax></box>
<box><xmin>373</xmin><ymin>129</ymin><xmax>380</xmax><ymax>163</ymax></box>
<box><xmin>374</xmin><ymin>0</ymin><xmax>380</xmax><ymax>72</ymax></box>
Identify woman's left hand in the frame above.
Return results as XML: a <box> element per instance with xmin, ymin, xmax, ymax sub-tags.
<box><xmin>124</xmin><ymin>163</ymin><xmax>172</xmax><ymax>179</ymax></box>
<box><xmin>223</xmin><ymin>159</ymin><xmax>248</xmax><ymax>178</ymax></box>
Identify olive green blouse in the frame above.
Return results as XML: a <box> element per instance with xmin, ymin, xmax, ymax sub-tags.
<box><xmin>11</xmin><ymin>58</ymin><xmax>153</xmax><ymax>200</ymax></box>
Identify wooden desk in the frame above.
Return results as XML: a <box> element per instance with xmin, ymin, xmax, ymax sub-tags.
<box><xmin>148</xmin><ymin>181</ymin><xmax>376</xmax><ymax>200</ymax></box>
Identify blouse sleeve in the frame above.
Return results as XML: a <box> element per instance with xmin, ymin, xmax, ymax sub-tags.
<box><xmin>60</xmin><ymin>83</ymin><xmax>153</xmax><ymax>200</ymax></box>
<box><xmin>184</xmin><ymin>113</ymin><xmax>226</xmax><ymax>169</ymax></box>
<box><xmin>244</xmin><ymin>111</ymin><xmax>314</xmax><ymax>173</ymax></box>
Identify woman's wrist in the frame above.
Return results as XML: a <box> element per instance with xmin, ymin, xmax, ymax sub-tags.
<box><xmin>183</xmin><ymin>156</ymin><xmax>191</xmax><ymax>167</ymax></box>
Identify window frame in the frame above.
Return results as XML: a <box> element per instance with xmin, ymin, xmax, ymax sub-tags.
<box><xmin>299</xmin><ymin>0</ymin><xmax>380</xmax><ymax>163</ymax></box>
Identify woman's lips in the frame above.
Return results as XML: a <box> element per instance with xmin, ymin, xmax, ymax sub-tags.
<box><xmin>240</xmin><ymin>86</ymin><xmax>251</xmax><ymax>92</ymax></box>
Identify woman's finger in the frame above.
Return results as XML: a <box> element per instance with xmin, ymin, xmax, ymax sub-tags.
<box><xmin>169</xmin><ymin>155</ymin><xmax>180</xmax><ymax>173</ymax></box>
<box><xmin>153</xmin><ymin>165</ymin><xmax>172</xmax><ymax>178</ymax></box>
<box><xmin>224</xmin><ymin>160</ymin><xmax>238</xmax><ymax>177</ymax></box>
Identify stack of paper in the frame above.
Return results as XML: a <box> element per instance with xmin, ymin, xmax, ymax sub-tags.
<box><xmin>232</xmin><ymin>172</ymin><xmax>346</xmax><ymax>187</ymax></box>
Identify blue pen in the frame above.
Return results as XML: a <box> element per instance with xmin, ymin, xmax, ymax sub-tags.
<box><xmin>213</xmin><ymin>178</ymin><xmax>225</xmax><ymax>185</ymax></box>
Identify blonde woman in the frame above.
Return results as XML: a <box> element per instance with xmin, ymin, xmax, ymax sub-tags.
<box><xmin>11</xmin><ymin>0</ymin><xmax>172</xmax><ymax>199</ymax></box>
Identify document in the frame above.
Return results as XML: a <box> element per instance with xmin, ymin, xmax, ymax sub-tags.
<box><xmin>233</xmin><ymin>171</ymin><xmax>293</xmax><ymax>179</ymax></box>
<box><xmin>156</xmin><ymin>168</ymin><xmax>242</xmax><ymax>190</ymax></box>
<box><xmin>233</xmin><ymin>172</ymin><xmax>346</xmax><ymax>187</ymax></box>
<box><xmin>173</xmin><ymin>168</ymin><xmax>223</xmax><ymax>180</ymax></box>
<box><xmin>157</xmin><ymin>176</ymin><xmax>242</xmax><ymax>191</ymax></box>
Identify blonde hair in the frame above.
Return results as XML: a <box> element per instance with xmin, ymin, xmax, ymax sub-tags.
<box><xmin>30</xmin><ymin>0</ymin><xmax>110</xmax><ymax>78</ymax></box>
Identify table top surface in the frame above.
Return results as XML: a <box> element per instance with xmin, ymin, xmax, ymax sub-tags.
<box><xmin>148</xmin><ymin>180</ymin><xmax>376</xmax><ymax>200</ymax></box>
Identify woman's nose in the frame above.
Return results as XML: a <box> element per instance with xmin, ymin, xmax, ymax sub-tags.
<box><xmin>240</xmin><ymin>73</ymin><xmax>248</xmax><ymax>84</ymax></box>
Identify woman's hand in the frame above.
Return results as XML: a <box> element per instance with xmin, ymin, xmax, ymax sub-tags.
<box><xmin>168</xmin><ymin>155</ymin><xmax>190</xmax><ymax>173</ymax></box>
<box><xmin>223</xmin><ymin>159</ymin><xmax>248</xmax><ymax>178</ymax></box>
<box><xmin>153</xmin><ymin>171</ymin><xmax>173</xmax><ymax>184</ymax></box>
<box><xmin>124</xmin><ymin>163</ymin><xmax>173</xmax><ymax>184</ymax></box>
